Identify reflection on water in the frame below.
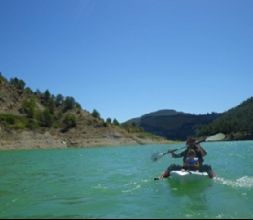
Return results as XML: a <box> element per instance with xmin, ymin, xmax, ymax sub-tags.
<box><xmin>167</xmin><ymin>179</ymin><xmax>213</xmax><ymax>215</ymax></box>
<box><xmin>168</xmin><ymin>177</ymin><xmax>213</xmax><ymax>194</ymax></box>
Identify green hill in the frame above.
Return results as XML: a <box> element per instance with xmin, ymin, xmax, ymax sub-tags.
<box><xmin>126</xmin><ymin>97</ymin><xmax>253</xmax><ymax>141</ymax></box>
<box><xmin>198</xmin><ymin>97</ymin><xmax>253</xmax><ymax>140</ymax></box>
<box><xmin>125</xmin><ymin>110</ymin><xmax>221</xmax><ymax>140</ymax></box>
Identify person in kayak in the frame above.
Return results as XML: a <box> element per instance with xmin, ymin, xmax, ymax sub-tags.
<box><xmin>160</xmin><ymin>137</ymin><xmax>215</xmax><ymax>179</ymax></box>
<box><xmin>174</xmin><ymin>137</ymin><xmax>206</xmax><ymax>166</ymax></box>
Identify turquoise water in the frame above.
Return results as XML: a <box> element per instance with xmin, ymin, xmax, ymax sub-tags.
<box><xmin>0</xmin><ymin>141</ymin><xmax>253</xmax><ymax>219</ymax></box>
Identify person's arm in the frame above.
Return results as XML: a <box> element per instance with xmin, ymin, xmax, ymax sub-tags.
<box><xmin>171</xmin><ymin>150</ymin><xmax>186</xmax><ymax>158</ymax></box>
<box><xmin>195</xmin><ymin>144</ymin><xmax>207</xmax><ymax>157</ymax></box>
<box><xmin>183</xmin><ymin>157</ymin><xmax>189</xmax><ymax>167</ymax></box>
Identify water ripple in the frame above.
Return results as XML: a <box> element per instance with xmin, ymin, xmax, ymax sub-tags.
<box><xmin>214</xmin><ymin>176</ymin><xmax>253</xmax><ymax>189</ymax></box>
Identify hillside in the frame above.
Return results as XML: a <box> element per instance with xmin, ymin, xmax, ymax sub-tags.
<box><xmin>198</xmin><ymin>97</ymin><xmax>253</xmax><ymax>140</ymax></box>
<box><xmin>0</xmin><ymin>74</ymin><xmax>169</xmax><ymax>150</ymax></box>
<box><xmin>125</xmin><ymin>97</ymin><xmax>253</xmax><ymax>141</ymax></box>
<box><xmin>125</xmin><ymin>110</ymin><xmax>221</xmax><ymax>140</ymax></box>
<box><xmin>127</xmin><ymin>110</ymin><xmax>181</xmax><ymax>125</ymax></box>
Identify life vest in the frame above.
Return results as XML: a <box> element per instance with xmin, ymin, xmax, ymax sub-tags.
<box><xmin>183</xmin><ymin>147</ymin><xmax>204</xmax><ymax>165</ymax></box>
<box><xmin>184</xmin><ymin>157</ymin><xmax>200</xmax><ymax>171</ymax></box>
<box><xmin>185</xmin><ymin>157</ymin><xmax>199</xmax><ymax>166</ymax></box>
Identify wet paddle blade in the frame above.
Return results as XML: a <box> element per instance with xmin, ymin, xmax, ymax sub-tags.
<box><xmin>205</xmin><ymin>133</ymin><xmax>226</xmax><ymax>141</ymax></box>
<box><xmin>151</xmin><ymin>152</ymin><xmax>166</xmax><ymax>162</ymax></box>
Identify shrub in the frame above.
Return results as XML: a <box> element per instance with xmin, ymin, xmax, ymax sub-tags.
<box><xmin>39</xmin><ymin>109</ymin><xmax>54</xmax><ymax>127</ymax></box>
<box><xmin>20</xmin><ymin>98</ymin><xmax>37</xmax><ymax>118</ymax></box>
<box><xmin>63</xmin><ymin>114</ymin><xmax>77</xmax><ymax>129</ymax></box>
<box><xmin>0</xmin><ymin>114</ymin><xmax>27</xmax><ymax>129</ymax></box>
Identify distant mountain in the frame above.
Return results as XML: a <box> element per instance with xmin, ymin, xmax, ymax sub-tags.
<box><xmin>126</xmin><ymin>110</ymin><xmax>182</xmax><ymax>126</ymax></box>
<box><xmin>198</xmin><ymin>97</ymin><xmax>253</xmax><ymax>140</ymax></box>
<box><xmin>125</xmin><ymin>110</ymin><xmax>221</xmax><ymax>140</ymax></box>
<box><xmin>143</xmin><ymin>109</ymin><xmax>183</xmax><ymax>117</ymax></box>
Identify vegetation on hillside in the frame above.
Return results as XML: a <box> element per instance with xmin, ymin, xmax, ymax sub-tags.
<box><xmin>0</xmin><ymin>73</ymin><xmax>160</xmax><ymax>140</ymax></box>
<box><xmin>0</xmin><ymin>74</ymin><xmax>84</xmax><ymax>131</ymax></box>
<box><xmin>2</xmin><ymin>73</ymin><xmax>252</xmax><ymax>142</ymax></box>
<box><xmin>198</xmin><ymin>97</ymin><xmax>253</xmax><ymax>140</ymax></box>
<box><xmin>125</xmin><ymin>111</ymin><xmax>221</xmax><ymax>141</ymax></box>
<box><xmin>0</xmin><ymin>73</ymin><xmax>92</xmax><ymax>132</ymax></box>
<box><xmin>125</xmin><ymin>97</ymin><xmax>253</xmax><ymax>141</ymax></box>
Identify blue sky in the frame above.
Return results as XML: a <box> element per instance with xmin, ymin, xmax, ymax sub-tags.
<box><xmin>1</xmin><ymin>0</ymin><xmax>253</xmax><ymax>122</ymax></box>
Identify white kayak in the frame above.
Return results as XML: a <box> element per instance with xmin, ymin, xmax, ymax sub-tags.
<box><xmin>170</xmin><ymin>170</ymin><xmax>209</xmax><ymax>183</ymax></box>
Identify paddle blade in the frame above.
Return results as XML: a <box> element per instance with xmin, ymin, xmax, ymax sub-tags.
<box><xmin>151</xmin><ymin>152</ymin><xmax>166</xmax><ymax>162</ymax></box>
<box><xmin>205</xmin><ymin>133</ymin><xmax>225</xmax><ymax>142</ymax></box>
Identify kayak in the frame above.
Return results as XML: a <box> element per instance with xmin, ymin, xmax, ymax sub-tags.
<box><xmin>170</xmin><ymin>170</ymin><xmax>209</xmax><ymax>183</ymax></box>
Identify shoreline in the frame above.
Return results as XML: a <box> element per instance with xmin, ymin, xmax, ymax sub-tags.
<box><xmin>0</xmin><ymin>139</ymin><xmax>176</xmax><ymax>151</ymax></box>
<box><xmin>0</xmin><ymin>130</ymin><xmax>175</xmax><ymax>151</ymax></box>
<box><xmin>1</xmin><ymin>137</ymin><xmax>253</xmax><ymax>152</ymax></box>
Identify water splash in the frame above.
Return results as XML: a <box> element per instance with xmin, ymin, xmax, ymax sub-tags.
<box><xmin>122</xmin><ymin>183</ymin><xmax>141</xmax><ymax>193</ymax></box>
<box><xmin>214</xmin><ymin>176</ymin><xmax>253</xmax><ymax>189</ymax></box>
<box><xmin>92</xmin><ymin>183</ymin><xmax>108</xmax><ymax>190</ymax></box>
<box><xmin>121</xmin><ymin>179</ymin><xmax>150</xmax><ymax>193</ymax></box>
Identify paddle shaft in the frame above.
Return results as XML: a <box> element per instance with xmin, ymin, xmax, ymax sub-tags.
<box><xmin>168</xmin><ymin>138</ymin><xmax>206</xmax><ymax>154</ymax></box>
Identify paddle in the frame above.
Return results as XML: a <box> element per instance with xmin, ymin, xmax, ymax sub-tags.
<box><xmin>151</xmin><ymin>146</ymin><xmax>186</xmax><ymax>162</ymax></box>
<box><xmin>151</xmin><ymin>133</ymin><xmax>225</xmax><ymax>162</ymax></box>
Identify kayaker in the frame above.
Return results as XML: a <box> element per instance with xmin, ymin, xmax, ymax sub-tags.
<box><xmin>159</xmin><ymin>137</ymin><xmax>215</xmax><ymax>179</ymax></box>
<box><xmin>173</xmin><ymin>137</ymin><xmax>207</xmax><ymax>166</ymax></box>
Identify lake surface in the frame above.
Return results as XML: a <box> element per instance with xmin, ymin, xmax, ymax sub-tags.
<box><xmin>0</xmin><ymin>141</ymin><xmax>253</xmax><ymax>219</ymax></box>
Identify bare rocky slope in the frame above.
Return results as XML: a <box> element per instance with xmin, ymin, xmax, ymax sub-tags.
<box><xmin>0</xmin><ymin>74</ymin><xmax>169</xmax><ymax>150</ymax></box>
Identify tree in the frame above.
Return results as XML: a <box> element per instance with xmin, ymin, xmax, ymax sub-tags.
<box><xmin>35</xmin><ymin>89</ymin><xmax>42</xmax><ymax>96</ymax></box>
<box><xmin>47</xmin><ymin>98</ymin><xmax>55</xmax><ymax>114</ymax></box>
<box><xmin>10</xmin><ymin>77</ymin><xmax>25</xmax><ymax>90</ymax></box>
<box><xmin>75</xmin><ymin>102</ymin><xmax>82</xmax><ymax>109</ymax></box>
<box><xmin>43</xmin><ymin>90</ymin><xmax>51</xmax><ymax>103</ymax></box>
<box><xmin>113</xmin><ymin>118</ymin><xmax>120</xmax><ymax>126</ymax></box>
<box><xmin>56</xmin><ymin>94</ymin><xmax>64</xmax><ymax>106</ymax></box>
<box><xmin>39</xmin><ymin>109</ymin><xmax>53</xmax><ymax>127</ymax></box>
<box><xmin>0</xmin><ymin>72</ymin><xmax>7</xmax><ymax>84</ymax></box>
<box><xmin>106</xmin><ymin>118</ymin><xmax>112</xmax><ymax>124</ymax></box>
<box><xmin>24</xmin><ymin>87</ymin><xmax>33</xmax><ymax>94</ymax></box>
<box><xmin>63</xmin><ymin>96</ymin><xmax>76</xmax><ymax>112</ymax></box>
<box><xmin>92</xmin><ymin>109</ymin><xmax>100</xmax><ymax>119</ymax></box>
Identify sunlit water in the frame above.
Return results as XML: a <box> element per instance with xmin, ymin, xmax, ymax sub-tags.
<box><xmin>0</xmin><ymin>141</ymin><xmax>253</xmax><ymax>218</ymax></box>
